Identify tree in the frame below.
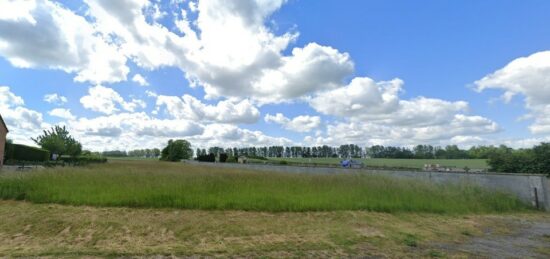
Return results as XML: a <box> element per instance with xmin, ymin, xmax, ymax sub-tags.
<box><xmin>32</xmin><ymin>125</ymin><xmax>82</xmax><ymax>157</ymax></box>
<box><xmin>160</xmin><ymin>139</ymin><xmax>193</xmax><ymax>162</ymax></box>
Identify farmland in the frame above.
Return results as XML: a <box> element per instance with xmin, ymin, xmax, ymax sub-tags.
<box><xmin>0</xmin><ymin>160</ymin><xmax>548</xmax><ymax>257</ymax></box>
<box><xmin>0</xmin><ymin>160</ymin><xmax>523</xmax><ymax>213</ymax></box>
<box><xmin>267</xmin><ymin>157</ymin><xmax>489</xmax><ymax>169</ymax></box>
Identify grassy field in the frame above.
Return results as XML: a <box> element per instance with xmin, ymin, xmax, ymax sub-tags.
<box><xmin>0</xmin><ymin>201</ymin><xmax>548</xmax><ymax>257</ymax></box>
<box><xmin>0</xmin><ymin>160</ymin><xmax>526</xmax><ymax>213</ymax></box>
<box><xmin>267</xmin><ymin>157</ymin><xmax>489</xmax><ymax>169</ymax></box>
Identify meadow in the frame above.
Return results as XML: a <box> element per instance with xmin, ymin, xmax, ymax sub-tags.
<box><xmin>0</xmin><ymin>160</ymin><xmax>525</xmax><ymax>214</ymax></box>
<box><xmin>267</xmin><ymin>157</ymin><xmax>489</xmax><ymax>169</ymax></box>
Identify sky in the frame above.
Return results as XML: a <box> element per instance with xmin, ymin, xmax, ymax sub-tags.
<box><xmin>1</xmin><ymin>0</ymin><xmax>550</xmax><ymax>151</ymax></box>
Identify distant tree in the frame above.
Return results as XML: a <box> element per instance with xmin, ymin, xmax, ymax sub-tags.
<box><xmin>160</xmin><ymin>139</ymin><xmax>193</xmax><ymax>162</ymax></box>
<box><xmin>32</xmin><ymin>125</ymin><xmax>82</xmax><ymax>157</ymax></box>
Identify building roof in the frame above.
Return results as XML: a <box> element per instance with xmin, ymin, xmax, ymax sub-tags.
<box><xmin>0</xmin><ymin>114</ymin><xmax>8</xmax><ymax>132</ymax></box>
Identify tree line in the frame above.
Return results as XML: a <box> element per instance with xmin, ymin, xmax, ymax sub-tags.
<box><xmin>193</xmin><ymin>144</ymin><xmax>518</xmax><ymax>160</ymax></box>
<box><xmin>102</xmin><ymin>148</ymin><xmax>161</xmax><ymax>158</ymax></box>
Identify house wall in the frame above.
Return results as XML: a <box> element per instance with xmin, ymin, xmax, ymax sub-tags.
<box><xmin>0</xmin><ymin>124</ymin><xmax>6</xmax><ymax>168</ymax></box>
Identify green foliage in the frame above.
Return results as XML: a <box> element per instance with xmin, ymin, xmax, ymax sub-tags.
<box><xmin>4</xmin><ymin>143</ymin><xmax>50</xmax><ymax>163</ymax></box>
<box><xmin>55</xmin><ymin>155</ymin><xmax>107</xmax><ymax>166</ymax></box>
<box><xmin>0</xmin><ymin>160</ymin><xmax>529</xmax><ymax>213</ymax></box>
<box><xmin>197</xmin><ymin>153</ymin><xmax>215</xmax><ymax>162</ymax></box>
<box><xmin>226</xmin><ymin>155</ymin><xmax>237</xmax><ymax>163</ymax></box>
<box><xmin>160</xmin><ymin>139</ymin><xmax>193</xmax><ymax>162</ymax></box>
<box><xmin>219</xmin><ymin>153</ymin><xmax>228</xmax><ymax>163</ymax></box>
<box><xmin>32</xmin><ymin>125</ymin><xmax>82</xmax><ymax>157</ymax></box>
<box><xmin>488</xmin><ymin>143</ymin><xmax>550</xmax><ymax>175</ymax></box>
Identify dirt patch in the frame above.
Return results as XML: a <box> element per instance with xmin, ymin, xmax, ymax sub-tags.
<box><xmin>435</xmin><ymin>217</ymin><xmax>550</xmax><ymax>258</ymax></box>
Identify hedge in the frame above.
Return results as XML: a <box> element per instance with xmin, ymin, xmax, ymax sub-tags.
<box><xmin>4</xmin><ymin>143</ymin><xmax>50</xmax><ymax>162</ymax></box>
<box><xmin>197</xmin><ymin>153</ymin><xmax>216</xmax><ymax>162</ymax></box>
<box><xmin>56</xmin><ymin>155</ymin><xmax>108</xmax><ymax>166</ymax></box>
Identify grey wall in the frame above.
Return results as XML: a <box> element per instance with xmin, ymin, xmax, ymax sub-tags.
<box><xmin>189</xmin><ymin>161</ymin><xmax>550</xmax><ymax>211</ymax></box>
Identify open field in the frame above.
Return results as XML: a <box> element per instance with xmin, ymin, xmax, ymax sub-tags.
<box><xmin>0</xmin><ymin>160</ymin><xmax>527</xmax><ymax>213</ymax></box>
<box><xmin>105</xmin><ymin>156</ymin><xmax>159</xmax><ymax>161</ymax></box>
<box><xmin>0</xmin><ymin>201</ymin><xmax>548</xmax><ymax>257</ymax></box>
<box><xmin>267</xmin><ymin>157</ymin><xmax>489</xmax><ymax>169</ymax></box>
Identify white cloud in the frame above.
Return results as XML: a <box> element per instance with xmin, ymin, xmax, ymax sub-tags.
<box><xmin>81</xmin><ymin>0</ymin><xmax>353</xmax><ymax>103</ymax></box>
<box><xmin>188</xmin><ymin>123</ymin><xmax>293</xmax><ymax>148</ymax></box>
<box><xmin>303</xmin><ymin>76</ymin><xmax>500</xmax><ymax>146</ymax></box>
<box><xmin>0</xmin><ymin>86</ymin><xmax>48</xmax><ymax>145</ymax></box>
<box><xmin>66</xmin><ymin>112</ymin><xmax>204</xmax><ymax>150</ymax></box>
<box><xmin>131</xmin><ymin>73</ymin><xmax>149</xmax><ymax>86</ymax></box>
<box><xmin>264</xmin><ymin>113</ymin><xmax>321</xmax><ymax>132</ymax></box>
<box><xmin>43</xmin><ymin>93</ymin><xmax>68</xmax><ymax>105</ymax></box>
<box><xmin>310</xmin><ymin>77</ymin><xmax>402</xmax><ymax>118</ymax></box>
<box><xmin>0</xmin><ymin>0</ymin><xmax>128</xmax><ymax>84</ymax></box>
<box><xmin>80</xmin><ymin>85</ymin><xmax>146</xmax><ymax>115</ymax></box>
<box><xmin>475</xmin><ymin>51</ymin><xmax>550</xmax><ymax>135</ymax></box>
<box><xmin>154</xmin><ymin>94</ymin><xmax>260</xmax><ymax>124</ymax></box>
<box><xmin>48</xmin><ymin>108</ymin><xmax>75</xmax><ymax>120</ymax></box>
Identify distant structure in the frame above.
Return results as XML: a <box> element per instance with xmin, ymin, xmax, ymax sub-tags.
<box><xmin>0</xmin><ymin>114</ymin><xmax>8</xmax><ymax>168</ymax></box>
<box><xmin>238</xmin><ymin>156</ymin><xmax>248</xmax><ymax>164</ymax></box>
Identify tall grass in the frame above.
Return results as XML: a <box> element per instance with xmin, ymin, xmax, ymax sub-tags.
<box><xmin>0</xmin><ymin>160</ymin><xmax>528</xmax><ymax>213</ymax></box>
<box><xmin>268</xmin><ymin>157</ymin><xmax>489</xmax><ymax>169</ymax></box>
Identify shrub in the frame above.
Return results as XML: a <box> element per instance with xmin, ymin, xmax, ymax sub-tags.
<box><xmin>197</xmin><ymin>153</ymin><xmax>215</xmax><ymax>162</ymax></box>
<box><xmin>226</xmin><ymin>156</ymin><xmax>237</xmax><ymax>163</ymax></box>
<box><xmin>219</xmin><ymin>153</ymin><xmax>228</xmax><ymax>163</ymax></box>
<box><xmin>56</xmin><ymin>155</ymin><xmax>107</xmax><ymax>166</ymax></box>
<box><xmin>4</xmin><ymin>143</ymin><xmax>50</xmax><ymax>162</ymax></box>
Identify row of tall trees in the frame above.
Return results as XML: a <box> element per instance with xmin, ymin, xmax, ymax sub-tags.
<box><xmin>102</xmin><ymin>149</ymin><xmax>161</xmax><ymax>158</ymax></box>
<box><xmin>197</xmin><ymin>145</ymin><xmax>364</xmax><ymax>159</ymax></box>
<box><xmin>194</xmin><ymin>144</ymin><xmax>516</xmax><ymax>159</ymax></box>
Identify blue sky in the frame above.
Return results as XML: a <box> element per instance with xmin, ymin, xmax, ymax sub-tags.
<box><xmin>1</xmin><ymin>0</ymin><xmax>550</xmax><ymax>151</ymax></box>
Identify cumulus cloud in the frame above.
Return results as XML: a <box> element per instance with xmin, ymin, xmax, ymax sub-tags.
<box><xmin>310</xmin><ymin>77</ymin><xmax>402</xmax><ymax>118</ymax></box>
<box><xmin>48</xmin><ymin>108</ymin><xmax>76</xmax><ymax>120</ymax></box>
<box><xmin>43</xmin><ymin>93</ymin><xmax>68</xmax><ymax>105</ymax></box>
<box><xmin>63</xmin><ymin>112</ymin><xmax>203</xmax><ymax>150</ymax></box>
<box><xmin>264</xmin><ymin>113</ymin><xmax>321</xmax><ymax>133</ymax></box>
<box><xmin>0</xmin><ymin>86</ymin><xmax>48</xmax><ymax>145</ymax></box>
<box><xmin>79</xmin><ymin>0</ymin><xmax>353</xmax><ymax>103</ymax></box>
<box><xmin>304</xmin><ymin>76</ymin><xmax>499</xmax><ymax>146</ymax></box>
<box><xmin>188</xmin><ymin>123</ymin><xmax>293</xmax><ymax>148</ymax></box>
<box><xmin>80</xmin><ymin>85</ymin><xmax>146</xmax><ymax>115</ymax></box>
<box><xmin>154</xmin><ymin>94</ymin><xmax>260</xmax><ymax>124</ymax></box>
<box><xmin>0</xmin><ymin>0</ymin><xmax>128</xmax><ymax>84</ymax></box>
<box><xmin>131</xmin><ymin>74</ymin><xmax>149</xmax><ymax>86</ymax></box>
<box><xmin>475</xmin><ymin>51</ymin><xmax>550</xmax><ymax>134</ymax></box>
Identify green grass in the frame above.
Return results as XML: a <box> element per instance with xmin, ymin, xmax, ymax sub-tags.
<box><xmin>0</xmin><ymin>160</ymin><xmax>526</xmax><ymax>213</ymax></box>
<box><xmin>268</xmin><ymin>157</ymin><xmax>489</xmax><ymax>169</ymax></box>
<box><xmin>105</xmin><ymin>156</ymin><xmax>159</xmax><ymax>161</ymax></box>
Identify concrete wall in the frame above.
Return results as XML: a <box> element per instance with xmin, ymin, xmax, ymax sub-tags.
<box><xmin>190</xmin><ymin>162</ymin><xmax>550</xmax><ymax>211</ymax></box>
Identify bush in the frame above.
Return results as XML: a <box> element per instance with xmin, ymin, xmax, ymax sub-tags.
<box><xmin>487</xmin><ymin>142</ymin><xmax>550</xmax><ymax>175</ymax></box>
<box><xmin>4</xmin><ymin>143</ymin><xmax>50</xmax><ymax>162</ymax></box>
<box><xmin>197</xmin><ymin>153</ymin><xmax>215</xmax><ymax>162</ymax></box>
<box><xmin>56</xmin><ymin>155</ymin><xmax>107</xmax><ymax>166</ymax></box>
<box><xmin>279</xmin><ymin>160</ymin><xmax>288</xmax><ymax>165</ymax></box>
<box><xmin>219</xmin><ymin>153</ymin><xmax>228</xmax><ymax>163</ymax></box>
<box><xmin>226</xmin><ymin>156</ymin><xmax>237</xmax><ymax>163</ymax></box>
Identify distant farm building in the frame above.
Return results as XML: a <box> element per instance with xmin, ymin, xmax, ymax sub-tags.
<box><xmin>238</xmin><ymin>156</ymin><xmax>248</xmax><ymax>164</ymax></box>
<box><xmin>0</xmin><ymin>114</ymin><xmax>8</xmax><ymax>168</ymax></box>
